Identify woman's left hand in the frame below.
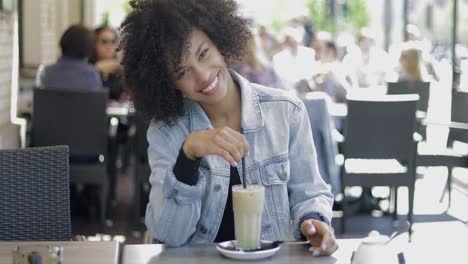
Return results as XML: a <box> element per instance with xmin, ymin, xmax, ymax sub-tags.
<box><xmin>300</xmin><ymin>219</ymin><xmax>338</xmax><ymax>256</ymax></box>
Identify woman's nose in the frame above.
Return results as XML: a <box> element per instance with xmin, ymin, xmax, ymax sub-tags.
<box><xmin>193</xmin><ymin>66</ymin><xmax>211</xmax><ymax>86</ymax></box>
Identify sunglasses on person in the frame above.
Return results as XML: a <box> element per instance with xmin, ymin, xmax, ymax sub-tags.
<box><xmin>99</xmin><ymin>38</ymin><xmax>117</xmax><ymax>45</ymax></box>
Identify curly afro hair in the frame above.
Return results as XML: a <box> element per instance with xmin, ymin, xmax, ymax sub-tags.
<box><xmin>120</xmin><ymin>0</ymin><xmax>252</xmax><ymax>125</ymax></box>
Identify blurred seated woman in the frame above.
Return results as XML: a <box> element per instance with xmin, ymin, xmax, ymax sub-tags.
<box><xmin>90</xmin><ymin>26</ymin><xmax>131</xmax><ymax>185</ymax></box>
<box><xmin>398</xmin><ymin>44</ymin><xmax>429</xmax><ymax>82</ymax></box>
<box><xmin>38</xmin><ymin>25</ymin><xmax>102</xmax><ymax>90</ymax></box>
<box><xmin>90</xmin><ymin>25</ymin><xmax>124</xmax><ymax>101</ymax></box>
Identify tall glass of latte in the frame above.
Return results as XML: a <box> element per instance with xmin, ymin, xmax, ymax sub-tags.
<box><xmin>232</xmin><ymin>185</ymin><xmax>265</xmax><ymax>250</ymax></box>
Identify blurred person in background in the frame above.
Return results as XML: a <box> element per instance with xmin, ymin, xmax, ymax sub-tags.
<box><xmin>37</xmin><ymin>25</ymin><xmax>102</xmax><ymax>90</ymax></box>
<box><xmin>257</xmin><ymin>25</ymin><xmax>281</xmax><ymax>63</ymax></box>
<box><xmin>90</xmin><ymin>25</ymin><xmax>125</xmax><ymax>101</ymax></box>
<box><xmin>342</xmin><ymin>28</ymin><xmax>391</xmax><ymax>89</ymax></box>
<box><xmin>310</xmin><ymin>34</ymin><xmax>350</xmax><ymax>132</ymax></box>
<box><xmin>406</xmin><ymin>24</ymin><xmax>439</xmax><ymax>81</ymax></box>
<box><xmin>311</xmin><ymin>32</ymin><xmax>350</xmax><ymax>103</ymax></box>
<box><xmin>312</xmin><ymin>31</ymin><xmax>330</xmax><ymax>63</ymax></box>
<box><xmin>388</xmin><ymin>24</ymin><xmax>439</xmax><ymax>82</ymax></box>
<box><xmin>233</xmin><ymin>37</ymin><xmax>283</xmax><ymax>89</ymax></box>
<box><xmin>398</xmin><ymin>45</ymin><xmax>429</xmax><ymax>82</ymax></box>
<box><xmin>273</xmin><ymin>26</ymin><xmax>317</xmax><ymax>95</ymax></box>
<box><xmin>90</xmin><ymin>25</ymin><xmax>131</xmax><ymax>201</ymax></box>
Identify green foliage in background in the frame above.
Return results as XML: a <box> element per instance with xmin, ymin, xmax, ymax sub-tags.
<box><xmin>269</xmin><ymin>0</ymin><xmax>289</xmax><ymax>33</ymax></box>
<box><xmin>344</xmin><ymin>0</ymin><xmax>370</xmax><ymax>30</ymax></box>
<box><xmin>306</xmin><ymin>0</ymin><xmax>370</xmax><ymax>34</ymax></box>
<box><xmin>306</xmin><ymin>0</ymin><xmax>336</xmax><ymax>33</ymax></box>
<box><xmin>101</xmin><ymin>10</ymin><xmax>110</xmax><ymax>26</ymax></box>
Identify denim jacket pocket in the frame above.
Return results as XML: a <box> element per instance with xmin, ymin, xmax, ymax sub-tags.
<box><xmin>260</xmin><ymin>159</ymin><xmax>290</xmax><ymax>185</ymax></box>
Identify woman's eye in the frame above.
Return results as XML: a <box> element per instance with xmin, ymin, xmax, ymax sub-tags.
<box><xmin>176</xmin><ymin>70</ymin><xmax>186</xmax><ymax>79</ymax></box>
<box><xmin>200</xmin><ymin>48</ymin><xmax>209</xmax><ymax>60</ymax></box>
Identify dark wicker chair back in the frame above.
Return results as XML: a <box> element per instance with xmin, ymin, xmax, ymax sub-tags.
<box><xmin>0</xmin><ymin>146</ymin><xmax>71</xmax><ymax>241</ymax></box>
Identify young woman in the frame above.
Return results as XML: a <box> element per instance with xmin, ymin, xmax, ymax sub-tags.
<box><xmin>120</xmin><ymin>0</ymin><xmax>337</xmax><ymax>255</ymax></box>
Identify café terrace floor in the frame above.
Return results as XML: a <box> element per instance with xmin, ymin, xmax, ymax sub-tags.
<box><xmin>71</xmin><ymin>159</ymin><xmax>468</xmax><ymax>246</ymax></box>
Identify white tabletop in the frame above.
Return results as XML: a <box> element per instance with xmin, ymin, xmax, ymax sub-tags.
<box><xmin>122</xmin><ymin>234</ymin><xmax>468</xmax><ymax>264</ymax></box>
<box><xmin>122</xmin><ymin>239</ymin><xmax>362</xmax><ymax>264</ymax></box>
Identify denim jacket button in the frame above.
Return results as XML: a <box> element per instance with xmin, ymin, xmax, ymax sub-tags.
<box><xmin>214</xmin><ymin>184</ymin><xmax>222</xmax><ymax>192</ymax></box>
<box><xmin>200</xmin><ymin>226</ymin><xmax>207</xmax><ymax>234</ymax></box>
<box><xmin>280</xmin><ymin>164</ymin><xmax>287</xmax><ymax>181</ymax></box>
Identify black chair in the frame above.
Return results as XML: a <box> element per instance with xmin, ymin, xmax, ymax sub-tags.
<box><xmin>133</xmin><ymin>114</ymin><xmax>151</xmax><ymax>229</ymax></box>
<box><xmin>0</xmin><ymin>146</ymin><xmax>71</xmax><ymax>241</ymax></box>
<box><xmin>387</xmin><ymin>81</ymin><xmax>430</xmax><ymax>139</ymax></box>
<box><xmin>448</xmin><ymin>90</ymin><xmax>468</xmax><ymax>145</ymax></box>
<box><xmin>418</xmin><ymin>90</ymin><xmax>468</xmax><ymax>207</ymax></box>
<box><xmin>341</xmin><ymin>94</ymin><xmax>418</xmax><ymax>239</ymax></box>
<box><xmin>387</xmin><ymin>81</ymin><xmax>430</xmax><ymax>113</ymax></box>
<box><xmin>32</xmin><ymin>88</ymin><xmax>109</xmax><ymax>227</ymax></box>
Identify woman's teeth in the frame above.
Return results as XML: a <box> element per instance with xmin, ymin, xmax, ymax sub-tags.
<box><xmin>202</xmin><ymin>76</ymin><xmax>218</xmax><ymax>93</ymax></box>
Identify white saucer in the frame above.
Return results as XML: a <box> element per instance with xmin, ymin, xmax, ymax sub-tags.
<box><xmin>216</xmin><ymin>240</ymin><xmax>281</xmax><ymax>261</ymax></box>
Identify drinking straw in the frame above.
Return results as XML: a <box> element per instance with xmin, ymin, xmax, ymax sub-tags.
<box><xmin>241</xmin><ymin>128</ymin><xmax>247</xmax><ymax>189</ymax></box>
<box><xmin>242</xmin><ymin>155</ymin><xmax>247</xmax><ymax>189</ymax></box>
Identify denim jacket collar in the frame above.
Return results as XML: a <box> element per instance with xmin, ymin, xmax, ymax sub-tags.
<box><xmin>188</xmin><ymin>70</ymin><xmax>265</xmax><ymax>133</ymax></box>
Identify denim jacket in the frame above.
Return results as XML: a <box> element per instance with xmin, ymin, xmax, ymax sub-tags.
<box><xmin>145</xmin><ymin>71</ymin><xmax>333</xmax><ymax>247</ymax></box>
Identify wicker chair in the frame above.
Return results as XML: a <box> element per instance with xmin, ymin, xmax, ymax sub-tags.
<box><xmin>0</xmin><ymin>146</ymin><xmax>71</xmax><ymax>241</ymax></box>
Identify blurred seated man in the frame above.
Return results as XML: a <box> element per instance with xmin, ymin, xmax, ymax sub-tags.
<box><xmin>342</xmin><ymin>28</ymin><xmax>391</xmax><ymax>89</ymax></box>
<box><xmin>273</xmin><ymin>26</ymin><xmax>318</xmax><ymax>94</ymax></box>
<box><xmin>312</xmin><ymin>33</ymin><xmax>350</xmax><ymax>103</ymax></box>
<box><xmin>37</xmin><ymin>24</ymin><xmax>102</xmax><ymax>90</ymax></box>
<box><xmin>312</xmin><ymin>37</ymin><xmax>351</xmax><ymax>132</ymax></box>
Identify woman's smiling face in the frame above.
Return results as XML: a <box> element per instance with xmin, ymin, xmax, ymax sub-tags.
<box><xmin>170</xmin><ymin>29</ymin><xmax>230</xmax><ymax>105</ymax></box>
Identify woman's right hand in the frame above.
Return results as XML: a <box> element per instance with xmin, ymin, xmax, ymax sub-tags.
<box><xmin>182</xmin><ymin>127</ymin><xmax>249</xmax><ymax>167</ymax></box>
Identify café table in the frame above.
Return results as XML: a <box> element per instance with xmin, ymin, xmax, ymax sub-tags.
<box><xmin>123</xmin><ymin>234</ymin><xmax>468</xmax><ymax>264</ymax></box>
<box><xmin>122</xmin><ymin>240</ymin><xmax>361</xmax><ymax>264</ymax></box>
<box><xmin>0</xmin><ymin>241</ymin><xmax>120</xmax><ymax>264</ymax></box>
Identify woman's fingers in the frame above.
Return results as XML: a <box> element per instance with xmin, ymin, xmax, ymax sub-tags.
<box><xmin>213</xmin><ymin>134</ymin><xmax>242</xmax><ymax>165</ymax></box>
<box><xmin>184</xmin><ymin>127</ymin><xmax>250</xmax><ymax>166</ymax></box>
<box><xmin>222</xmin><ymin>127</ymin><xmax>249</xmax><ymax>156</ymax></box>
<box><xmin>224</xmin><ymin>127</ymin><xmax>249</xmax><ymax>155</ymax></box>
<box><xmin>213</xmin><ymin>147</ymin><xmax>238</xmax><ymax>167</ymax></box>
<box><xmin>220</xmin><ymin>129</ymin><xmax>247</xmax><ymax>157</ymax></box>
<box><xmin>215</xmin><ymin>127</ymin><xmax>249</xmax><ymax>161</ymax></box>
<box><xmin>300</xmin><ymin>219</ymin><xmax>338</xmax><ymax>256</ymax></box>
